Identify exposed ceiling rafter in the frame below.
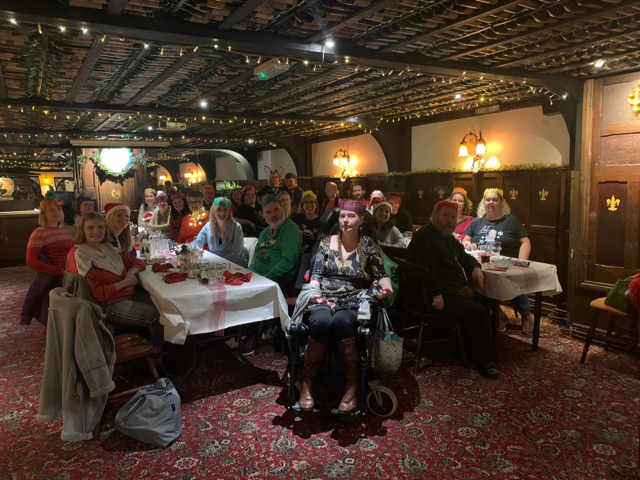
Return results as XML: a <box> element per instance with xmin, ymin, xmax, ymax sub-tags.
<box><xmin>218</xmin><ymin>0</ymin><xmax>268</xmax><ymax>30</ymax></box>
<box><xmin>381</xmin><ymin>0</ymin><xmax>524</xmax><ymax>54</ymax></box>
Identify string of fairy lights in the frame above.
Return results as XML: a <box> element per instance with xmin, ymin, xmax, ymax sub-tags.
<box><xmin>1</xmin><ymin>16</ymin><xmax>574</xmax><ymax>169</ymax></box>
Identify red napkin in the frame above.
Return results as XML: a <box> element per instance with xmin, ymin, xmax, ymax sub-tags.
<box><xmin>152</xmin><ymin>263</ymin><xmax>173</xmax><ymax>273</ymax></box>
<box><xmin>164</xmin><ymin>272</ymin><xmax>188</xmax><ymax>284</ymax></box>
<box><xmin>223</xmin><ymin>271</ymin><xmax>253</xmax><ymax>286</ymax></box>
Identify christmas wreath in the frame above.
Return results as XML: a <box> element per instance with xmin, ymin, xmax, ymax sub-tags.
<box><xmin>78</xmin><ymin>149</ymin><xmax>150</xmax><ymax>180</ymax></box>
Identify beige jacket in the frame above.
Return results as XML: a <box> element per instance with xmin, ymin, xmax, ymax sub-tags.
<box><xmin>36</xmin><ymin>288</ymin><xmax>115</xmax><ymax>441</ymax></box>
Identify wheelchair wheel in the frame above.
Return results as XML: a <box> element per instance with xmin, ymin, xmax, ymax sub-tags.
<box><xmin>366</xmin><ymin>386</ymin><xmax>397</xmax><ymax>418</ymax></box>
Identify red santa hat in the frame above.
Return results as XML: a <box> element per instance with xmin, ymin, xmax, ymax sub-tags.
<box><xmin>104</xmin><ymin>203</ymin><xmax>130</xmax><ymax>219</ymax></box>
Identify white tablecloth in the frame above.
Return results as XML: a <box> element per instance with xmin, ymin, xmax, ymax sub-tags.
<box><xmin>473</xmin><ymin>256</ymin><xmax>563</xmax><ymax>301</ymax></box>
<box><xmin>139</xmin><ymin>251</ymin><xmax>290</xmax><ymax>345</ymax></box>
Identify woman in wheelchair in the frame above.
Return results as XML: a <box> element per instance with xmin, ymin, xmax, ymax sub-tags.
<box><xmin>299</xmin><ymin>200</ymin><xmax>393</xmax><ymax>413</ymax></box>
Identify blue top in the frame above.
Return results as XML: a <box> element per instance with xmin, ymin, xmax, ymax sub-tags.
<box><xmin>110</xmin><ymin>232</ymin><xmax>137</xmax><ymax>258</ymax></box>
<box><xmin>191</xmin><ymin>220</ymin><xmax>249</xmax><ymax>267</ymax></box>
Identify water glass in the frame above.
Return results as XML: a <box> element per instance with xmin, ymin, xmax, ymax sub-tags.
<box><xmin>490</xmin><ymin>241</ymin><xmax>502</xmax><ymax>257</ymax></box>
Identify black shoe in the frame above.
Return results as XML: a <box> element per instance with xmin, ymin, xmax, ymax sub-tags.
<box><xmin>476</xmin><ymin>362</ymin><xmax>499</xmax><ymax>380</ymax></box>
<box><xmin>241</xmin><ymin>335</ymin><xmax>257</xmax><ymax>356</ymax></box>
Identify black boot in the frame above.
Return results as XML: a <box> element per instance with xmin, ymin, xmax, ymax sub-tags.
<box><xmin>299</xmin><ymin>338</ymin><xmax>327</xmax><ymax>411</ymax></box>
<box><xmin>336</xmin><ymin>338</ymin><xmax>358</xmax><ymax>413</ymax></box>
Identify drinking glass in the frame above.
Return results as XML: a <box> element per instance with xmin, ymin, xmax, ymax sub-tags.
<box><xmin>479</xmin><ymin>244</ymin><xmax>491</xmax><ymax>264</ymax></box>
<box><xmin>491</xmin><ymin>241</ymin><xmax>502</xmax><ymax>257</ymax></box>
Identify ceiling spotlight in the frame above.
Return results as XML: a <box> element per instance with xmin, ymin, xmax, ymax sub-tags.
<box><xmin>594</xmin><ymin>59</ymin><xmax>606</xmax><ymax>68</ymax></box>
<box><xmin>454</xmin><ymin>93</ymin><xmax>462</xmax><ymax>99</ymax></box>
<box><xmin>9</xmin><ymin>18</ymin><xmax>17</xmax><ymax>25</ymax></box>
<box><xmin>59</xmin><ymin>26</ymin><xmax>66</xmax><ymax>32</ymax></box>
<box><xmin>82</xmin><ymin>27</ymin><xmax>88</xmax><ymax>34</ymax></box>
<box><xmin>247</xmin><ymin>139</ymin><xmax>254</xmax><ymax>144</ymax></box>
<box><xmin>144</xmin><ymin>43</ymin><xmax>149</xmax><ymax>49</ymax></box>
<box><xmin>148</xmin><ymin>126</ymin><xmax>153</xmax><ymax>131</ymax></box>
<box><xmin>200</xmin><ymin>100</ymin><xmax>208</xmax><ymax>108</ymax></box>
<box><xmin>325</xmin><ymin>38</ymin><xmax>335</xmax><ymax>48</ymax></box>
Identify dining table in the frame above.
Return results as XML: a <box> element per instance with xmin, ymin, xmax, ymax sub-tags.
<box><xmin>139</xmin><ymin>250</ymin><xmax>290</xmax><ymax>345</ymax></box>
<box><xmin>473</xmin><ymin>254</ymin><xmax>563</xmax><ymax>351</ymax></box>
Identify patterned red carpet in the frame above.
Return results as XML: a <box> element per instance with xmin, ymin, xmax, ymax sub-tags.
<box><xmin>1</xmin><ymin>266</ymin><xmax>639</xmax><ymax>479</ymax></box>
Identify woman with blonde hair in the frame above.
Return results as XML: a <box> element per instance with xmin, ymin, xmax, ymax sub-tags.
<box><xmin>448</xmin><ymin>187</ymin><xmax>474</xmax><ymax>242</ymax></box>
<box><xmin>191</xmin><ymin>197</ymin><xmax>249</xmax><ymax>266</ymax></box>
<box><xmin>105</xmin><ymin>203</ymin><xmax>136</xmax><ymax>257</ymax></box>
<box><xmin>66</xmin><ymin>211</ymin><xmax>163</xmax><ymax>352</ymax></box>
<box><xmin>463</xmin><ymin>188</ymin><xmax>533</xmax><ymax>335</ymax></box>
<box><xmin>292</xmin><ymin>190</ymin><xmax>321</xmax><ymax>254</ymax></box>
<box><xmin>26</xmin><ymin>194</ymin><xmax>74</xmax><ymax>282</ymax></box>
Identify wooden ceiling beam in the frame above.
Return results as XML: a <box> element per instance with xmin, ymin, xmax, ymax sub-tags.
<box><xmin>306</xmin><ymin>0</ymin><xmax>397</xmax><ymax>44</ymax></box>
<box><xmin>108</xmin><ymin>0</ymin><xmax>129</xmax><ymax>16</ymax></box>
<box><xmin>126</xmin><ymin>48</ymin><xmax>202</xmax><ymax>106</ymax></box>
<box><xmin>181</xmin><ymin>69</ymin><xmax>255</xmax><ymax>108</ymax></box>
<box><xmin>66</xmin><ymin>35</ymin><xmax>111</xmax><ymax>103</ymax></box>
<box><xmin>1</xmin><ymin>0</ymin><xmax>578</xmax><ymax>97</ymax></box>
<box><xmin>381</xmin><ymin>0</ymin><xmax>524</xmax><ymax>54</ymax></box>
<box><xmin>444</xmin><ymin>0</ymin><xmax>640</xmax><ymax>61</ymax></box>
<box><xmin>218</xmin><ymin>0</ymin><xmax>268</xmax><ymax>30</ymax></box>
<box><xmin>0</xmin><ymin>98</ymin><xmax>380</xmax><ymax>128</ymax></box>
<box><xmin>233</xmin><ymin>65</ymin><xmax>346</xmax><ymax>109</ymax></box>
<box><xmin>496</xmin><ymin>30</ymin><xmax>640</xmax><ymax>69</ymax></box>
<box><xmin>0</xmin><ymin>66</ymin><xmax>13</xmax><ymax>129</ymax></box>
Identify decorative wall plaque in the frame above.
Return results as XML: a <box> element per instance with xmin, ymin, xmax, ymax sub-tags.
<box><xmin>510</xmin><ymin>189</ymin><xmax>518</xmax><ymax>200</ymax></box>
<box><xmin>539</xmin><ymin>188</ymin><xmax>549</xmax><ymax>201</ymax></box>
<box><xmin>418</xmin><ymin>189</ymin><xmax>424</xmax><ymax>199</ymax></box>
<box><xmin>607</xmin><ymin>195</ymin><xmax>620</xmax><ymax>211</ymax></box>
<box><xmin>438</xmin><ymin>189</ymin><xmax>445</xmax><ymax>199</ymax></box>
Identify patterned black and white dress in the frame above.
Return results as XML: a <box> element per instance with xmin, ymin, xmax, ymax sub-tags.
<box><xmin>309</xmin><ymin>235</ymin><xmax>387</xmax><ymax>311</ymax></box>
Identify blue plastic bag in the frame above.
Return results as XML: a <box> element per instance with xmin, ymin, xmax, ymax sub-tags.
<box><xmin>114</xmin><ymin>378</ymin><xmax>182</xmax><ymax>447</ymax></box>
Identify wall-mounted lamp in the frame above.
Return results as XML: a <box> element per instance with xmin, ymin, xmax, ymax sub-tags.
<box><xmin>43</xmin><ymin>175</ymin><xmax>50</xmax><ymax>184</ymax></box>
<box><xmin>458</xmin><ymin>130</ymin><xmax>487</xmax><ymax>173</ymax></box>
<box><xmin>159</xmin><ymin>173</ymin><xmax>167</xmax><ymax>181</ymax></box>
<box><xmin>333</xmin><ymin>148</ymin><xmax>354</xmax><ymax>182</ymax></box>
<box><xmin>629</xmin><ymin>84</ymin><xmax>640</xmax><ymax>116</ymax></box>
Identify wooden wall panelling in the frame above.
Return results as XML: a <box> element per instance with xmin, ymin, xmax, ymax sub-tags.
<box><xmin>475</xmin><ymin>173</ymin><xmax>500</xmax><ymax>207</ymax></box>
<box><xmin>432</xmin><ymin>174</ymin><xmax>452</xmax><ymax>206</ymax></box>
<box><xmin>453</xmin><ymin>174</ymin><xmax>473</xmax><ymax>202</ymax></box>
<box><xmin>410</xmin><ymin>174</ymin><xmax>431</xmax><ymax>224</ymax></box>
<box><xmin>595</xmin><ymin>181</ymin><xmax>627</xmax><ymax>269</ymax></box>
<box><xmin>502</xmin><ymin>173</ymin><xmax>531</xmax><ymax>228</ymax></box>
<box><xmin>0</xmin><ymin>212</ymin><xmax>39</xmax><ymax>261</ymax></box>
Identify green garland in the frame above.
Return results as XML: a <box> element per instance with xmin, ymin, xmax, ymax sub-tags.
<box><xmin>77</xmin><ymin>149</ymin><xmax>150</xmax><ymax>178</ymax></box>
<box><xmin>299</xmin><ymin>163</ymin><xmax>566</xmax><ymax>180</ymax></box>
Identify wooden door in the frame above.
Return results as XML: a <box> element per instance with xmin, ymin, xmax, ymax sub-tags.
<box><xmin>569</xmin><ymin>74</ymin><xmax>640</xmax><ymax>326</ymax></box>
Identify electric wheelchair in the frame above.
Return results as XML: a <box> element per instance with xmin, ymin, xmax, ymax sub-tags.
<box><xmin>283</xmin><ymin>207</ymin><xmax>399</xmax><ymax>418</ymax></box>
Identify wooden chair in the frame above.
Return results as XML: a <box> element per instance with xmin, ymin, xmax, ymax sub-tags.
<box><xmin>580</xmin><ymin>298</ymin><xmax>635</xmax><ymax>363</ymax></box>
<box><xmin>94</xmin><ymin>334</ymin><xmax>160</xmax><ymax>438</ymax></box>
<box><xmin>396</xmin><ymin>259</ymin><xmax>468</xmax><ymax>374</ymax></box>
<box><xmin>108</xmin><ymin>334</ymin><xmax>160</xmax><ymax>400</ymax></box>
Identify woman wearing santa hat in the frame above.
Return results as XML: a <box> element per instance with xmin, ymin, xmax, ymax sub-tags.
<box><xmin>104</xmin><ymin>203</ymin><xmax>137</xmax><ymax>258</ymax></box>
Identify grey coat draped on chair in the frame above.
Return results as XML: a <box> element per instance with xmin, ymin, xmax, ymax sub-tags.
<box><xmin>36</xmin><ymin>288</ymin><xmax>116</xmax><ymax>441</ymax></box>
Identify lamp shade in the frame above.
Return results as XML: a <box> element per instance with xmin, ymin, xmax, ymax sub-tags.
<box><xmin>458</xmin><ymin>142</ymin><xmax>469</xmax><ymax>157</ymax></box>
<box><xmin>476</xmin><ymin>140</ymin><xmax>486</xmax><ymax>155</ymax></box>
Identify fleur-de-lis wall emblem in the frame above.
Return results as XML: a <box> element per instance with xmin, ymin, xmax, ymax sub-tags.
<box><xmin>606</xmin><ymin>195</ymin><xmax>620</xmax><ymax>212</ymax></box>
<box><xmin>539</xmin><ymin>188</ymin><xmax>549</xmax><ymax>201</ymax></box>
<box><xmin>418</xmin><ymin>189</ymin><xmax>424</xmax><ymax>199</ymax></box>
<box><xmin>628</xmin><ymin>84</ymin><xmax>640</xmax><ymax>116</ymax></box>
<box><xmin>438</xmin><ymin>189</ymin><xmax>445</xmax><ymax>199</ymax></box>
<box><xmin>510</xmin><ymin>189</ymin><xmax>518</xmax><ymax>200</ymax></box>
<box><xmin>111</xmin><ymin>189</ymin><xmax>120</xmax><ymax>199</ymax></box>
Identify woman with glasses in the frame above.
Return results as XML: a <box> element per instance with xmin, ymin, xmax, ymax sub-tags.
<box><xmin>178</xmin><ymin>191</ymin><xmax>210</xmax><ymax>243</ymax></box>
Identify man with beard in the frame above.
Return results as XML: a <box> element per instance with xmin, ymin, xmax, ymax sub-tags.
<box><xmin>351</xmin><ymin>182</ymin><xmax>370</xmax><ymax>207</ymax></box>
<box><xmin>406</xmin><ymin>201</ymin><xmax>498</xmax><ymax>380</ymax></box>
<box><xmin>244</xmin><ymin>195</ymin><xmax>301</xmax><ymax>354</ymax></box>
<box><xmin>249</xmin><ymin>195</ymin><xmax>302</xmax><ymax>295</ymax></box>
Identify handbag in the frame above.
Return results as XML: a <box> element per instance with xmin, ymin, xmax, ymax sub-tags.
<box><xmin>371</xmin><ymin>309</ymin><xmax>403</xmax><ymax>374</ymax></box>
<box><xmin>604</xmin><ymin>276</ymin><xmax>635</xmax><ymax>312</ymax></box>
<box><xmin>114</xmin><ymin>378</ymin><xmax>182</xmax><ymax>447</ymax></box>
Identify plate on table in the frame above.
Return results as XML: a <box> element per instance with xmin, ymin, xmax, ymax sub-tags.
<box><xmin>145</xmin><ymin>256</ymin><xmax>165</xmax><ymax>265</ymax></box>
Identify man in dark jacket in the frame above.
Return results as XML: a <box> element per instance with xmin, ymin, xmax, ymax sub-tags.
<box><xmin>407</xmin><ymin>200</ymin><xmax>498</xmax><ymax>379</ymax></box>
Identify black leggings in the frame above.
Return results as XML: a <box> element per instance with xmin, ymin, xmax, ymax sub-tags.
<box><xmin>304</xmin><ymin>305</ymin><xmax>359</xmax><ymax>344</ymax></box>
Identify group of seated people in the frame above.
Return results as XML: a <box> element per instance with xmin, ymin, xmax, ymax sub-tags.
<box><xmin>25</xmin><ymin>177</ymin><xmax>533</xmax><ymax>413</ymax></box>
